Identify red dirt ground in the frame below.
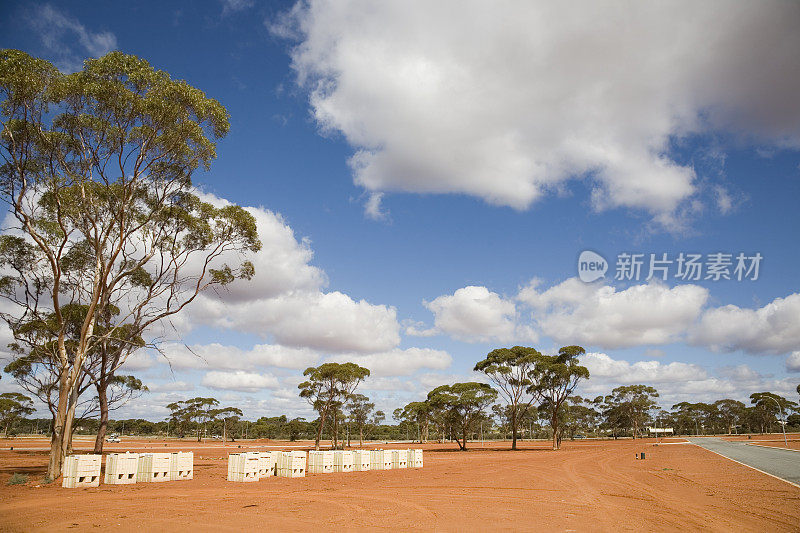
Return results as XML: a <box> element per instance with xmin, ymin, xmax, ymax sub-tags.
<box><xmin>1</xmin><ymin>437</ymin><xmax>799</xmax><ymax>532</ymax></box>
<box><xmin>744</xmin><ymin>441</ymin><xmax>800</xmax><ymax>451</ymax></box>
<box><xmin>723</xmin><ymin>433</ymin><xmax>800</xmax><ymax>451</ymax></box>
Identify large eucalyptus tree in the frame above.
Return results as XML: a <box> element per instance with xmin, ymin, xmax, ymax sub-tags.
<box><xmin>0</xmin><ymin>50</ymin><xmax>260</xmax><ymax>478</ymax></box>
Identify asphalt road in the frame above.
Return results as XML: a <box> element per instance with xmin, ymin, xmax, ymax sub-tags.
<box><xmin>687</xmin><ymin>437</ymin><xmax>800</xmax><ymax>487</ymax></box>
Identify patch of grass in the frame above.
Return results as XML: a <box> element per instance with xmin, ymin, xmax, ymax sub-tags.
<box><xmin>40</xmin><ymin>475</ymin><xmax>55</xmax><ymax>485</ymax></box>
<box><xmin>7</xmin><ymin>473</ymin><xmax>29</xmax><ymax>485</ymax></box>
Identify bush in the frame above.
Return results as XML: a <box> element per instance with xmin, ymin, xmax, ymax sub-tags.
<box><xmin>7</xmin><ymin>473</ymin><xmax>28</xmax><ymax>485</ymax></box>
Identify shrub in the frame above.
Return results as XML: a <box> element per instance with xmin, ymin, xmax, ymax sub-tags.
<box><xmin>7</xmin><ymin>473</ymin><xmax>28</xmax><ymax>485</ymax></box>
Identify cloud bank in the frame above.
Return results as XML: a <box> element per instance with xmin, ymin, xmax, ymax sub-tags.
<box><xmin>276</xmin><ymin>1</ymin><xmax>800</xmax><ymax>227</ymax></box>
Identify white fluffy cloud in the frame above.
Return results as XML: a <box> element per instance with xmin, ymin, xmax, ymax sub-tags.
<box><xmin>201</xmin><ymin>371</ymin><xmax>280</xmax><ymax>392</ymax></box>
<box><xmin>690</xmin><ymin>293</ymin><xmax>800</xmax><ymax>355</ymax></box>
<box><xmin>145</xmin><ymin>381</ymin><xmax>195</xmax><ymax>393</ymax></box>
<box><xmin>415</xmin><ymin>278</ymin><xmax>800</xmax><ymax>358</ymax></box>
<box><xmin>581</xmin><ymin>352</ymin><xmax>706</xmax><ymax>384</ymax></box>
<box><xmin>158</xmin><ymin>342</ymin><xmax>319</xmax><ymax>371</ymax></box>
<box><xmin>409</xmin><ymin>286</ymin><xmax>535</xmax><ymax>343</ymax></box>
<box><xmin>519</xmin><ymin>278</ymin><xmax>708</xmax><ymax>349</ymax></box>
<box><xmin>786</xmin><ymin>352</ymin><xmax>800</xmax><ymax>373</ymax></box>
<box><xmin>325</xmin><ymin>347</ymin><xmax>452</xmax><ymax>377</ymax></box>
<box><xmin>179</xmin><ymin>195</ymin><xmax>401</xmax><ymax>353</ymax></box>
<box><xmin>276</xmin><ymin>1</ymin><xmax>800</xmax><ymax>226</ymax></box>
<box><xmin>578</xmin><ymin>353</ymin><xmax>798</xmax><ymax>405</ymax></box>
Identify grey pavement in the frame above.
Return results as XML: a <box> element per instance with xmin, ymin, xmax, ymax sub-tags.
<box><xmin>687</xmin><ymin>437</ymin><xmax>800</xmax><ymax>487</ymax></box>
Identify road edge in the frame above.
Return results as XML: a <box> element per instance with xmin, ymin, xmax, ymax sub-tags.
<box><xmin>689</xmin><ymin>443</ymin><xmax>800</xmax><ymax>490</ymax></box>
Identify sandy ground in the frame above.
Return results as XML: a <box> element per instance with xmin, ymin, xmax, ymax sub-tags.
<box><xmin>1</xmin><ymin>437</ymin><xmax>799</xmax><ymax>532</ymax></box>
<box><xmin>745</xmin><ymin>441</ymin><xmax>800</xmax><ymax>451</ymax></box>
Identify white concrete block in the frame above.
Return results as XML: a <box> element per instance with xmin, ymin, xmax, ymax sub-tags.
<box><xmin>308</xmin><ymin>450</ymin><xmax>334</xmax><ymax>474</ymax></box>
<box><xmin>407</xmin><ymin>449</ymin><xmax>423</xmax><ymax>468</ymax></box>
<box><xmin>169</xmin><ymin>451</ymin><xmax>193</xmax><ymax>481</ymax></box>
<box><xmin>390</xmin><ymin>449</ymin><xmax>408</xmax><ymax>469</ymax></box>
<box><xmin>137</xmin><ymin>453</ymin><xmax>171</xmax><ymax>483</ymax></box>
<box><xmin>277</xmin><ymin>451</ymin><xmax>306</xmax><ymax>478</ymax></box>
<box><xmin>227</xmin><ymin>452</ymin><xmax>260</xmax><ymax>482</ymax></box>
<box><xmin>370</xmin><ymin>449</ymin><xmax>389</xmax><ymax>470</ymax></box>
<box><xmin>104</xmin><ymin>452</ymin><xmax>139</xmax><ymax>485</ymax></box>
<box><xmin>62</xmin><ymin>455</ymin><xmax>101</xmax><ymax>488</ymax></box>
<box><xmin>352</xmin><ymin>450</ymin><xmax>371</xmax><ymax>471</ymax></box>
<box><xmin>257</xmin><ymin>451</ymin><xmax>278</xmax><ymax>478</ymax></box>
<box><xmin>333</xmin><ymin>451</ymin><xmax>354</xmax><ymax>473</ymax></box>
<box><xmin>382</xmin><ymin>450</ymin><xmax>393</xmax><ymax>470</ymax></box>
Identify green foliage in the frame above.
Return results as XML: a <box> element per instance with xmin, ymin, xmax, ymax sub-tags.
<box><xmin>2</xmin><ymin>303</ymin><xmax>147</xmax><ymax>438</ymax></box>
<box><xmin>750</xmin><ymin>392</ymin><xmax>797</xmax><ymax>413</ymax></box>
<box><xmin>713</xmin><ymin>399</ymin><xmax>746</xmax><ymax>434</ymax></box>
<box><xmin>167</xmin><ymin>397</ymin><xmax>219</xmax><ymax>441</ymax></box>
<box><xmin>526</xmin><ymin>345</ymin><xmax>589</xmax><ymax>449</ymax></box>
<box><xmin>601</xmin><ymin>385</ymin><xmax>659</xmax><ymax>439</ymax></box>
<box><xmin>749</xmin><ymin>392</ymin><xmax>799</xmax><ymax>433</ymax></box>
<box><xmin>474</xmin><ymin>346</ymin><xmax>540</xmax><ymax>449</ymax></box>
<box><xmin>1</xmin><ymin>49</ymin><xmax>260</xmax><ymax>476</ymax></box>
<box><xmin>346</xmin><ymin>393</ymin><xmax>377</xmax><ymax>445</ymax></box>
<box><xmin>6</xmin><ymin>473</ymin><xmax>28</xmax><ymax>485</ymax></box>
<box><xmin>397</xmin><ymin>400</ymin><xmax>433</xmax><ymax>443</ymax></box>
<box><xmin>298</xmin><ymin>362</ymin><xmax>370</xmax><ymax>449</ymax></box>
<box><xmin>0</xmin><ymin>392</ymin><xmax>34</xmax><ymax>437</ymax></box>
<box><xmin>558</xmin><ymin>396</ymin><xmax>601</xmax><ymax>439</ymax></box>
<box><xmin>427</xmin><ymin>382</ymin><xmax>497</xmax><ymax>450</ymax></box>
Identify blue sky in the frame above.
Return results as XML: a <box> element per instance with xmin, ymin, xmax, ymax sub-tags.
<box><xmin>1</xmin><ymin>1</ymin><xmax>799</xmax><ymax>421</ymax></box>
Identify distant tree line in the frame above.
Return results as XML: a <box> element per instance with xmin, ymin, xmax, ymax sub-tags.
<box><xmin>5</xmin><ymin>355</ymin><xmax>796</xmax><ymax>450</ymax></box>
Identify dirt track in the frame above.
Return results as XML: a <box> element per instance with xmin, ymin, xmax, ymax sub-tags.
<box><xmin>1</xmin><ymin>437</ymin><xmax>799</xmax><ymax>532</ymax></box>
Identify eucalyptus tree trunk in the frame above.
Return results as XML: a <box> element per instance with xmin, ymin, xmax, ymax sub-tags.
<box><xmin>333</xmin><ymin>414</ymin><xmax>340</xmax><ymax>449</ymax></box>
<box><xmin>551</xmin><ymin>413</ymin><xmax>559</xmax><ymax>450</ymax></box>
<box><xmin>511</xmin><ymin>406</ymin><xmax>518</xmax><ymax>450</ymax></box>
<box><xmin>314</xmin><ymin>408</ymin><xmax>328</xmax><ymax>451</ymax></box>
<box><xmin>47</xmin><ymin>368</ymin><xmax>71</xmax><ymax>479</ymax></box>
<box><xmin>93</xmin><ymin>383</ymin><xmax>109</xmax><ymax>454</ymax></box>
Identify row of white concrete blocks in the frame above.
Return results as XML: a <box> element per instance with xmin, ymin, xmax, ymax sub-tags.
<box><xmin>227</xmin><ymin>449</ymin><xmax>423</xmax><ymax>482</ymax></box>
<box><xmin>61</xmin><ymin>452</ymin><xmax>193</xmax><ymax>488</ymax></box>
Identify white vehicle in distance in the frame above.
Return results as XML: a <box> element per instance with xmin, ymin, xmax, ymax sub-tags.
<box><xmin>106</xmin><ymin>434</ymin><xmax>121</xmax><ymax>443</ymax></box>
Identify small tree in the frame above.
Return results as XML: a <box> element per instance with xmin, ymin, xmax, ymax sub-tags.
<box><xmin>670</xmin><ymin>402</ymin><xmax>706</xmax><ymax>435</ymax></box>
<box><xmin>0</xmin><ymin>392</ymin><xmax>34</xmax><ymax>437</ymax></box>
<box><xmin>750</xmin><ymin>392</ymin><xmax>798</xmax><ymax>433</ymax></box>
<box><xmin>397</xmin><ymin>401</ymin><xmax>432</xmax><ymax>443</ymax></box>
<box><xmin>2</xmin><ymin>306</ymin><xmax>147</xmax><ymax>449</ymax></box>
<box><xmin>285</xmin><ymin>417</ymin><xmax>306</xmax><ymax>442</ymax></box>
<box><xmin>427</xmin><ymin>382</ymin><xmax>497</xmax><ymax>451</ymax></box>
<box><xmin>603</xmin><ymin>385</ymin><xmax>659</xmax><ymax>439</ymax></box>
<box><xmin>298</xmin><ymin>362</ymin><xmax>370</xmax><ymax>450</ymax></box>
<box><xmin>474</xmin><ymin>346</ymin><xmax>540</xmax><ymax>450</ymax></box>
<box><xmin>714</xmin><ymin>399</ymin><xmax>745</xmax><ymax>435</ymax></box>
<box><xmin>166</xmin><ymin>397</ymin><xmax>220</xmax><ymax>441</ymax></box>
<box><xmin>346</xmin><ymin>393</ymin><xmax>375</xmax><ymax>446</ymax></box>
<box><xmin>527</xmin><ymin>345</ymin><xmax>589</xmax><ymax>450</ymax></box>
<box><xmin>210</xmin><ymin>406</ymin><xmax>243</xmax><ymax>443</ymax></box>
<box><xmin>560</xmin><ymin>396</ymin><xmax>600</xmax><ymax>439</ymax></box>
